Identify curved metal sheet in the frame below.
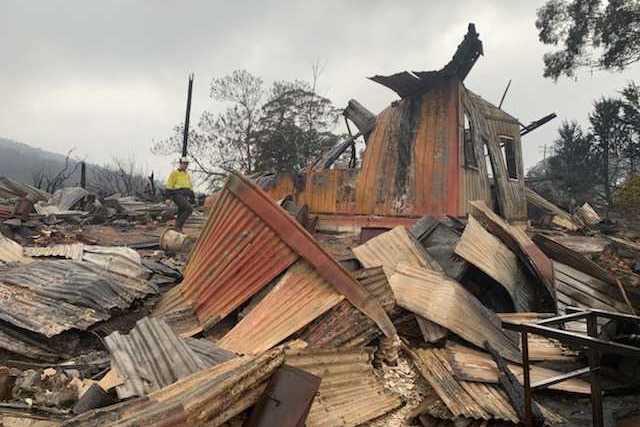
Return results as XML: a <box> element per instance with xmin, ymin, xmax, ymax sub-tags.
<box><xmin>181</xmin><ymin>173</ymin><xmax>395</xmax><ymax>337</ymax></box>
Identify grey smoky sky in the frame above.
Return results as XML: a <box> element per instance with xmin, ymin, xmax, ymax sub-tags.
<box><xmin>1</xmin><ymin>0</ymin><xmax>638</xmax><ymax>181</ymax></box>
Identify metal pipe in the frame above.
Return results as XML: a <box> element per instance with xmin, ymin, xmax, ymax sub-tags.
<box><xmin>182</xmin><ymin>74</ymin><xmax>194</xmax><ymax>157</ymax></box>
<box><xmin>587</xmin><ymin>315</ymin><xmax>604</xmax><ymax>427</ymax></box>
<box><xmin>521</xmin><ymin>331</ymin><xmax>533</xmax><ymax>427</ymax></box>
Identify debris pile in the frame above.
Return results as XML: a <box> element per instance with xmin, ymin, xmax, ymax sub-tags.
<box><xmin>0</xmin><ymin>168</ymin><xmax>639</xmax><ymax>426</ymax></box>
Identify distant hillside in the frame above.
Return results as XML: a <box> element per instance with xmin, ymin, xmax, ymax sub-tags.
<box><xmin>0</xmin><ymin>138</ymin><xmax>152</xmax><ymax>197</ymax></box>
<box><xmin>0</xmin><ymin>138</ymin><xmax>83</xmax><ymax>186</ymax></box>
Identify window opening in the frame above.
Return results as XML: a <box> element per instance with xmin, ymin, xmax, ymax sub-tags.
<box><xmin>463</xmin><ymin>110</ymin><xmax>477</xmax><ymax>168</ymax></box>
<box><xmin>499</xmin><ymin>136</ymin><xmax>518</xmax><ymax>179</ymax></box>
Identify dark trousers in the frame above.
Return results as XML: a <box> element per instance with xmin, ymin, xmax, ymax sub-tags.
<box><xmin>172</xmin><ymin>193</ymin><xmax>193</xmax><ymax>231</ymax></box>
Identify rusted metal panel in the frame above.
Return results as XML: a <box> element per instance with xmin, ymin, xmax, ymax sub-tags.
<box><xmin>62</xmin><ymin>349</ymin><xmax>284</xmax><ymax>427</ymax></box>
<box><xmin>181</xmin><ymin>179</ymin><xmax>301</xmax><ymax>329</ymax></box>
<box><xmin>554</xmin><ymin>261</ymin><xmax>630</xmax><ymax>313</ymax></box>
<box><xmin>286</xmin><ymin>347</ymin><xmax>402</xmax><ymax>427</ymax></box>
<box><xmin>470</xmin><ymin>200</ymin><xmax>556</xmax><ymax>311</ymax></box>
<box><xmin>353</xmin><ymin>226</ymin><xmax>439</xmax><ymax>278</ymax></box>
<box><xmin>182</xmin><ymin>173</ymin><xmax>396</xmax><ymax>338</ymax></box>
<box><xmin>353</xmin><ymin>226</ymin><xmax>448</xmax><ymax>342</ymax></box>
<box><xmin>409</xmin><ymin>347</ymin><xmax>563</xmax><ymax>424</ymax></box>
<box><xmin>218</xmin><ymin>260</ymin><xmax>344</xmax><ymax>354</ymax></box>
<box><xmin>389</xmin><ymin>263</ymin><xmax>522</xmax><ymax>362</ymax></box>
<box><xmin>0</xmin><ymin>260</ymin><xmax>157</xmax><ymax>337</ymax></box>
<box><xmin>445</xmin><ymin>342</ymin><xmax>590</xmax><ymax>394</ymax></box>
<box><xmin>455</xmin><ymin>216</ymin><xmax>537</xmax><ymax>311</ymax></box>
<box><xmin>152</xmin><ymin>285</ymin><xmax>203</xmax><ymax>337</ymax></box>
<box><xmin>243</xmin><ymin>364</ymin><xmax>321</xmax><ymax>427</ymax></box>
<box><xmin>0</xmin><ymin>280</ymin><xmax>105</xmax><ymax>337</ymax></box>
<box><xmin>1</xmin><ymin>259</ymin><xmax>156</xmax><ymax>312</ymax></box>
<box><xmin>300</xmin><ymin>267</ymin><xmax>396</xmax><ymax>348</ymax></box>
<box><xmin>105</xmin><ymin>317</ymin><xmax>229</xmax><ymax>399</ymax></box>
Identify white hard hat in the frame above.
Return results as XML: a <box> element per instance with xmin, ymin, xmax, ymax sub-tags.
<box><xmin>179</xmin><ymin>156</ymin><xmax>189</xmax><ymax>164</ymax></box>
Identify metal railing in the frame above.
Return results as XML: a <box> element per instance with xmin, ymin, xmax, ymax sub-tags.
<box><xmin>503</xmin><ymin>307</ymin><xmax>640</xmax><ymax>427</ymax></box>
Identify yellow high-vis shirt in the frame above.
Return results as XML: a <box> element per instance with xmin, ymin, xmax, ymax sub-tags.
<box><xmin>166</xmin><ymin>170</ymin><xmax>193</xmax><ymax>190</ymax></box>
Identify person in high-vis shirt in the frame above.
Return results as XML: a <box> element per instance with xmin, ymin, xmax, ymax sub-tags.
<box><xmin>166</xmin><ymin>157</ymin><xmax>195</xmax><ymax>232</ymax></box>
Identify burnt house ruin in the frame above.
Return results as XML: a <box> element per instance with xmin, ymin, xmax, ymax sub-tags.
<box><xmin>258</xmin><ymin>24</ymin><xmax>528</xmax><ymax>229</ymax></box>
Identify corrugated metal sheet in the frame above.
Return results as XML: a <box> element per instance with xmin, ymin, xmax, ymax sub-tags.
<box><xmin>445</xmin><ymin>342</ymin><xmax>590</xmax><ymax>394</ymax></box>
<box><xmin>554</xmin><ymin>261</ymin><xmax>630</xmax><ymax>313</ymax></box>
<box><xmin>1</xmin><ymin>259</ymin><xmax>156</xmax><ymax>311</ymax></box>
<box><xmin>389</xmin><ymin>264</ymin><xmax>522</xmax><ymax>362</ymax></box>
<box><xmin>23</xmin><ymin>244</ymin><xmax>149</xmax><ymax>278</ymax></box>
<box><xmin>0</xmin><ymin>233</ymin><xmax>31</xmax><ymax>264</ymax></box>
<box><xmin>83</xmin><ymin>245</ymin><xmax>149</xmax><ymax>279</ymax></box>
<box><xmin>469</xmin><ymin>200</ymin><xmax>555</xmax><ymax>310</ymax></box>
<box><xmin>0</xmin><ymin>279</ymin><xmax>105</xmax><ymax>337</ymax></box>
<box><xmin>410</xmin><ymin>347</ymin><xmax>526</xmax><ymax>423</ymax></box>
<box><xmin>353</xmin><ymin>227</ymin><xmax>448</xmax><ymax>342</ymax></box>
<box><xmin>24</xmin><ymin>243</ymin><xmax>84</xmax><ymax>261</ymax></box>
<box><xmin>185</xmin><ymin>337</ymin><xmax>236</xmax><ymax>366</ymax></box>
<box><xmin>0</xmin><ymin>206</ymin><xmax>12</xmax><ymax>221</ymax></box>
<box><xmin>180</xmin><ymin>172</ymin><xmax>395</xmax><ymax>338</ymax></box>
<box><xmin>353</xmin><ymin>226</ymin><xmax>440</xmax><ymax>279</ymax></box>
<box><xmin>105</xmin><ymin>317</ymin><xmax>228</xmax><ymax>399</ymax></box>
<box><xmin>218</xmin><ymin>260</ymin><xmax>344</xmax><ymax>354</ymax></box>
<box><xmin>0</xmin><ymin>260</ymin><xmax>157</xmax><ymax>337</ymax></box>
<box><xmin>299</xmin><ymin>267</ymin><xmax>396</xmax><ymax>348</ymax></box>
<box><xmin>152</xmin><ymin>285</ymin><xmax>203</xmax><ymax>337</ymax></box>
<box><xmin>455</xmin><ymin>216</ymin><xmax>536</xmax><ymax>311</ymax></box>
<box><xmin>286</xmin><ymin>347</ymin><xmax>402</xmax><ymax>427</ymax></box>
<box><xmin>61</xmin><ymin>349</ymin><xmax>284</xmax><ymax>427</ymax></box>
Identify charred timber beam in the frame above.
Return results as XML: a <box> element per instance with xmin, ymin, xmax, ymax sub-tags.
<box><xmin>520</xmin><ymin>113</ymin><xmax>557</xmax><ymax>137</ymax></box>
<box><xmin>484</xmin><ymin>341</ymin><xmax>546</xmax><ymax>427</ymax></box>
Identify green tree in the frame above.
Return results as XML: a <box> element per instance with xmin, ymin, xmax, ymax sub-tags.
<box><xmin>620</xmin><ymin>81</ymin><xmax>640</xmax><ymax>171</ymax></box>
<box><xmin>154</xmin><ymin>70</ymin><xmax>342</xmax><ymax>189</ymax></box>
<box><xmin>254</xmin><ymin>81</ymin><xmax>340</xmax><ymax>172</ymax></box>
<box><xmin>589</xmin><ymin>97</ymin><xmax>630</xmax><ymax>209</ymax></box>
<box><xmin>548</xmin><ymin>120</ymin><xmax>600</xmax><ymax>202</ymax></box>
<box><xmin>536</xmin><ymin>0</ymin><xmax>640</xmax><ymax>80</ymax></box>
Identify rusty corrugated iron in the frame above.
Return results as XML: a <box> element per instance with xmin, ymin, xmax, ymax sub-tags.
<box><xmin>218</xmin><ymin>260</ymin><xmax>344</xmax><ymax>354</ymax></box>
<box><xmin>469</xmin><ymin>200</ymin><xmax>556</xmax><ymax>311</ymax></box>
<box><xmin>152</xmin><ymin>285</ymin><xmax>203</xmax><ymax>337</ymax></box>
<box><xmin>0</xmin><ymin>260</ymin><xmax>157</xmax><ymax>337</ymax></box>
<box><xmin>180</xmin><ymin>172</ymin><xmax>396</xmax><ymax>337</ymax></box>
<box><xmin>389</xmin><ymin>263</ymin><xmax>522</xmax><ymax>362</ymax></box>
<box><xmin>285</xmin><ymin>347</ymin><xmax>402</xmax><ymax>427</ymax></box>
<box><xmin>105</xmin><ymin>317</ymin><xmax>233</xmax><ymax>399</ymax></box>
<box><xmin>61</xmin><ymin>349</ymin><xmax>284</xmax><ymax>427</ymax></box>
<box><xmin>299</xmin><ymin>267</ymin><xmax>396</xmax><ymax>349</ymax></box>
<box><xmin>408</xmin><ymin>346</ymin><xmax>564</xmax><ymax>424</ymax></box>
